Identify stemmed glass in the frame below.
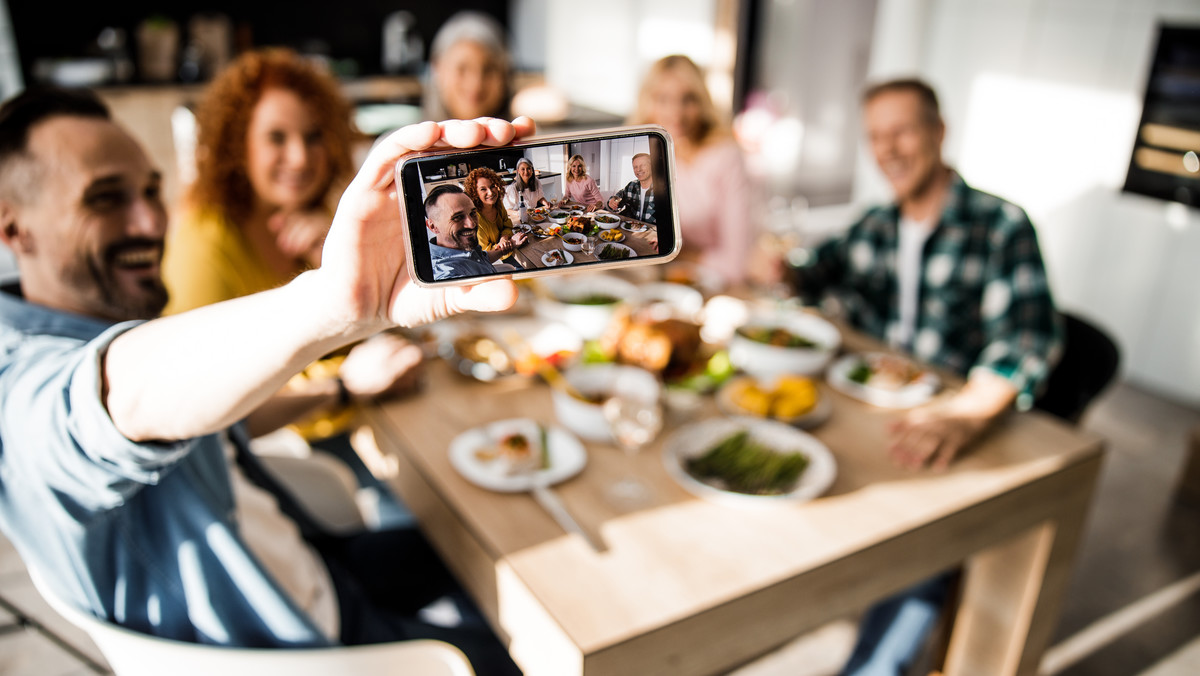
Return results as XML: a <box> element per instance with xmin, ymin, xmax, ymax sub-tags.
<box><xmin>602</xmin><ymin>390</ymin><xmax>663</xmax><ymax>507</ymax></box>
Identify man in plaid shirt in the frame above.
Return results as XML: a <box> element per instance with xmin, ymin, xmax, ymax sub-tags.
<box><xmin>784</xmin><ymin>78</ymin><xmax>1062</xmax><ymax>675</ymax></box>
<box><xmin>606</xmin><ymin>153</ymin><xmax>656</xmax><ymax>223</ymax></box>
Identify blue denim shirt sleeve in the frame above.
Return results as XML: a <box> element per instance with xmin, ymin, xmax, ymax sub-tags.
<box><xmin>4</xmin><ymin>322</ymin><xmax>194</xmax><ymax>514</ymax></box>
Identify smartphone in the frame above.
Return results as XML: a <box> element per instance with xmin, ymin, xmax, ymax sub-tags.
<box><xmin>397</xmin><ymin>125</ymin><xmax>681</xmax><ymax>287</ymax></box>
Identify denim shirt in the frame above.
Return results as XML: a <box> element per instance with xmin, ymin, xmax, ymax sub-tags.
<box><xmin>0</xmin><ymin>283</ymin><xmax>328</xmax><ymax>646</ymax></box>
<box><xmin>429</xmin><ymin>239</ymin><xmax>496</xmax><ymax>281</ymax></box>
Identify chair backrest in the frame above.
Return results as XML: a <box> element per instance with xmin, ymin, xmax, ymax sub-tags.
<box><xmin>28</xmin><ymin>568</ymin><xmax>475</xmax><ymax>676</ymax></box>
<box><xmin>1034</xmin><ymin>311</ymin><xmax>1120</xmax><ymax>424</ymax></box>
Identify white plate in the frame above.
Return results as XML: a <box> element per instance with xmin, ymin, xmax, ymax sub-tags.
<box><xmin>826</xmin><ymin>352</ymin><xmax>940</xmax><ymax>409</ymax></box>
<box><xmin>662</xmin><ymin>417</ymin><xmax>837</xmax><ymax>507</ymax></box>
<box><xmin>715</xmin><ymin>376</ymin><xmax>833</xmax><ymax>429</ymax></box>
<box><xmin>541</xmin><ymin>249</ymin><xmax>575</xmax><ymax>266</ymax></box>
<box><xmin>595</xmin><ymin>242</ymin><xmax>636</xmax><ymax>260</ymax></box>
<box><xmin>620</xmin><ymin>221</ymin><xmax>650</xmax><ymax>232</ymax></box>
<box><xmin>449</xmin><ymin>418</ymin><xmax>586</xmax><ymax>492</ymax></box>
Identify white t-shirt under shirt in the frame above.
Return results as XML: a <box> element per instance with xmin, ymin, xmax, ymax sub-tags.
<box><xmin>894</xmin><ymin>216</ymin><xmax>935</xmax><ymax>349</ymax></box>
<box><xmin>221</xmin><ymin>434</ymin><xmax>340</xmax><ymax>639</ymax></box>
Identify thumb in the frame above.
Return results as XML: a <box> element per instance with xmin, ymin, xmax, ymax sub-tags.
<box><xmin>448</xmin><ymin>280</ymin><xmax>519</xmax><ymax>314</ymax></box>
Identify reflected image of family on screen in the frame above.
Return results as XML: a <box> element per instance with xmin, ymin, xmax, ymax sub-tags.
<box><xmin>418</xmin><ymin>136</ymin><xmax>663</xmax><ymax>280</ymax></box>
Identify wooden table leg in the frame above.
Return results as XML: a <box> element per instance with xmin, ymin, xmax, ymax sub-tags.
<box><xmin>943</xmin><ymin>454</ymin><xmax>1102</xmax><ymax>676</ymax></box>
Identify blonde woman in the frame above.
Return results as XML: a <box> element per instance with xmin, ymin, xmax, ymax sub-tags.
<box><xmin>560</xmin><ymin>154</ymin><xmax>603</xmax><ymax>211</ymax></box>
<box><xmin>630</xmin><ymin>54</ymin><xmax>756</xmax><ymax>285</ymax></box>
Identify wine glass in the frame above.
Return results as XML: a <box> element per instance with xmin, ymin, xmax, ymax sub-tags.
<box><xmin>602</xmin><ymin>391</ymin><xmax>663</xmax><ymax>507</ymax></box>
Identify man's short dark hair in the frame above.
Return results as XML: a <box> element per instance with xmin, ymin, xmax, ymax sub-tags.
<box><xmin>423</xmin><ymin>183</ymin><xmax>466</xmax><ymax>218</ymax></box>
<box><xmin>0</xmin><ymin>88</ymin><xmax>111</xmax><ymax>202</ymax></box>
<box><xmin>0</xmin><ymin>87</ymin><xmax>110</xmax><ymax>161</ymax></box>
<box><xmin>862</xmin><ymin>78</ymin><xmax>941</xmax><ymax>125</ymax></box>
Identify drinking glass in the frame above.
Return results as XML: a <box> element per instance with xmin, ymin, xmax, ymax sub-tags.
<box><xmin>580</xmin><ymin>235</ymin><xmax>596</xmax><ymax>257</ymax></box>
<box><xmin>602</xmin><ymin>392</ymin><xmax>663</xmax><ymax>507</ymax></box>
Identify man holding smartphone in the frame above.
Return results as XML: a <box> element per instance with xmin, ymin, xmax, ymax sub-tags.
<box><xmin>0</xmin><ymin>87</ymin><xmax>525</xmax><ymax>674</ymax></box>
<box><xmin>424</xmin><ymin>184</ymin><xmax>499</xmax><ymax>280</ymax></box>
<box><xmin>607</xmin><ymin>152</ymin><xmax>656</xmax><ymax>224</ymax></box>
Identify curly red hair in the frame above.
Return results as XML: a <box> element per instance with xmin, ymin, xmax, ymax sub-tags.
<box><xmin>462</xmin><ymin>166</ymin><xmax>505</xmax><ymax>208</ymax></box>
<box><xmin>187</xmin><ymin>48</ymin><xmax>356</xmax><ymax>224</ymax></box>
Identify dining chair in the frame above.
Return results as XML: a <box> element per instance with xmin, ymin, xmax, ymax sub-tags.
<box><xmin>28</xmin><ymin>567</ymin><xmax>476</xmax><ymax>676</ymax></box>
<box><xmin>1033</xmin><ymin>311</ymin><xmax>1121</xmax><ymax>424</ymax></box>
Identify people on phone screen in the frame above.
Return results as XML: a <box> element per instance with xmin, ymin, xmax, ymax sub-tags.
<box><xmin>607</xmin><ymin>153</ymin><xmax>656</xmax><ymax>224</ymax></box>
<box><xmin>561</xmin><ymin>154</ymin><xmax>603</xmax><ymax>211</ymax></box>
<box><xmin>464</xmin><ymin>167</ymin><xmax>527</xmax><ymax>266</ymax></box>
<box><xmin>426</xmin><ymin>184</ymin><xmax>499</xmax><ymax>280</ymax></box>
<box><xmin>503</xmin><ymin>157</ymin><xmax>549</xmax><ymax>212</ymax></box>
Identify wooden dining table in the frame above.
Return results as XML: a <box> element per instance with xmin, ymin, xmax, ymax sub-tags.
<box><xmin>508</xmin><ymin>204</ymin><xmax>658</xmax><ymax>270</ymax></box>
<box><xmin>360</xmin><ymin>309</ymin><xmax>1104</xmax><ymax>676</ymax></box>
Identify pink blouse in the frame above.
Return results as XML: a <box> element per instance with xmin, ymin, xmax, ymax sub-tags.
<box><xmin>563</xmin><ymin>175</ymin><xmax>602</xmax><ymax>206</ymax></box>
<box><xmin>674</xmin><ymin>139</ymin><xmax>757</xmax><ymax>285</ymax></box>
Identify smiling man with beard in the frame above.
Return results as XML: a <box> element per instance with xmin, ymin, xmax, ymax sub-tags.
<box><xmin>0</xmin><ymin>87</ymin><xmax>527</xmax><ymax>675</ymax></box>
<box><xmin>425</xmin><ymin>183</ymin><xmax>498</xmax><ymax>280</ymax></box>
<box><xmin>0</xmin><ymin>95</ymin><xmax>168</xmax><ymax>322</ymax></box>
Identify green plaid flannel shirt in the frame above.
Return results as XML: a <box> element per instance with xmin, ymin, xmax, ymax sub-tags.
<box><xmin>790</xmin><ymin>172</ymin><xmax>1062</xmax><ymax>406</ymax></box>
<box><xmin>611</xmin><ymin>180</ymin><xmax>656</xmax><ymax>224</ymax></box>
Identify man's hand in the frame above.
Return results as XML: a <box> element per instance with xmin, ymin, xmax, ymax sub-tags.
<box><xmin>315</xmin><ymin>117</ymin><xmax>536</xmax><ymax>331</ymax></box>
<box><xmin>886</xmin><ymin>369</ymin><xmax>1018</xmax><ymax>470</ymax></box>
<box><xmin>268</xmin><ymin>209</ymin><xmax>331</xmax><ymax>267</ymax></box>
<box><xmin>339</xmin><ymin>333</ymin><xmax>424</xmax><ymax>401</ymax></box>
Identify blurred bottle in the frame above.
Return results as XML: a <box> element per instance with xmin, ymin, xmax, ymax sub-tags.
<box><xmin>137</xmin><ymin>16</ymin><xmax>179</xmax><ymax>83</ymax></box>
<box><xmin>188</xmin><ymin>13</ymin><xmax>232</xmax><ymax>80</ymax></box>
<box><xmin>382</xmin><ymin>11</ymin><xmax>423</xmax><ymax>75</ymax></box>
<box><xmin>518</xmin><ymin>195</ymin><xmax>528</xmax><ymax>224</ymax></box>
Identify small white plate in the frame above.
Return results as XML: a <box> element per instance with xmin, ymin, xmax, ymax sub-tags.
<box><xmin>663</xmin><ymin>417</ymin><xmax>836</xmax><ymax>507</ymax></box>
<box><xmin>541</xmin><ymin>249</ymin><xmax>574</xmax><ymax>266</ymax></box>
<box><xmin>620</xmin><ymin>221</ymin><xmax>650</xmax><ymax>232</ymax></box>
<box><xmin>826</xmin><ymin>352</ymin><xmax>940</xmax><ymax>409</ymax></box>
<box><xmin>448</xmin><ymin>418</ymin><xmax>586</xmax><ymax>492</ymax></box>
<box><xmin>595</xmin><ymin>242</ymin><xmax>636</xmax><ymax>260</ymax></box>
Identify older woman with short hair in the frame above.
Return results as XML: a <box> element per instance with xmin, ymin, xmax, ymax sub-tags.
<box><xmin>503</xmin><ymin>157</ymin><xmax>549</xmax><ymax>212</ymax></box>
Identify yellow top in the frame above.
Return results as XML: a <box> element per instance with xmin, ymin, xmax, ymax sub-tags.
<box><xmin>475</xmin><ymin>205</ymin><xmax>514</xmax><ymax>260</ymax></box>
<box><xmin>162</xmin><ymin>208</ymin><xmax>297</xmax><ymax>315</ymax></box>
<box><xmin>161</xmin><ymin>207</ymin><xmax>353</xmax><ymax>439</ymax></box>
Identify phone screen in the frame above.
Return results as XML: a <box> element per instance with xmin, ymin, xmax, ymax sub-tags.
<box><xmin>398</xmin><ymin>128</ymin><xmax>678</xmax><ymax>285</ymax></box>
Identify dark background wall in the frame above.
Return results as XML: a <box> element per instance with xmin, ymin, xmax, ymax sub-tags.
<box><xmin>9</xmin><ymin>0</ymin><xmax>509</xmax><ymax>84</ymax></box>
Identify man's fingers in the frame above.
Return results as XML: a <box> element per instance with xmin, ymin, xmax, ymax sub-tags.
<box><xmin>451</xmin><ymin>280</ymin><xmax>519</xmax><ymax>314</ymax></box>
<box><xmin>440</xmin><ymin>120</ymin><xmax>488</xmax><ymax>148</ymax></box>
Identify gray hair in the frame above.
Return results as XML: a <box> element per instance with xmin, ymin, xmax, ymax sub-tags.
<box><xmin>422</xmin><ymin>11</ymin><xmax>511</xmax><ymax>121</ymax></box>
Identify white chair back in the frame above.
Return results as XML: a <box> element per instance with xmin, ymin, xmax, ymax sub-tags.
<box><xmin>28</xmin><ymin>568</ymin><xmax>475</xmax><ymax>676</ymax></box>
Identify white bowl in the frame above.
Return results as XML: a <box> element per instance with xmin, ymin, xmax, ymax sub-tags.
<box><xmin>561</xmin><ymin>232</ymin><xmax>586</xmax><ymax>251</ymax></box>
<box><xmin>592</xmin><ymin>212</ymin><xmax>622</xmax><ymax>230</ymax></box>
<box><xmin>728</xmin><ymin>312</ymin><xmax>841</xmax><ymax>378</ymax></box>
<box><xmin>551</xmin><ymin>364</ymin><xmax>661</xmax><ymax>442</ymax></box>
<box><xmin>534</xmin><ymin>274</ymin><xmax>638</xmax><ymax>339</ymax></box>
<box><xmin>635</xmin><ymin>282</ymin><xmax>705</xmax><ymax>321</ymax></box>
<box><xmin>548</xmin><ymin>210</ymin><xmax>571</xmax><ymax>224</ymax></box>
